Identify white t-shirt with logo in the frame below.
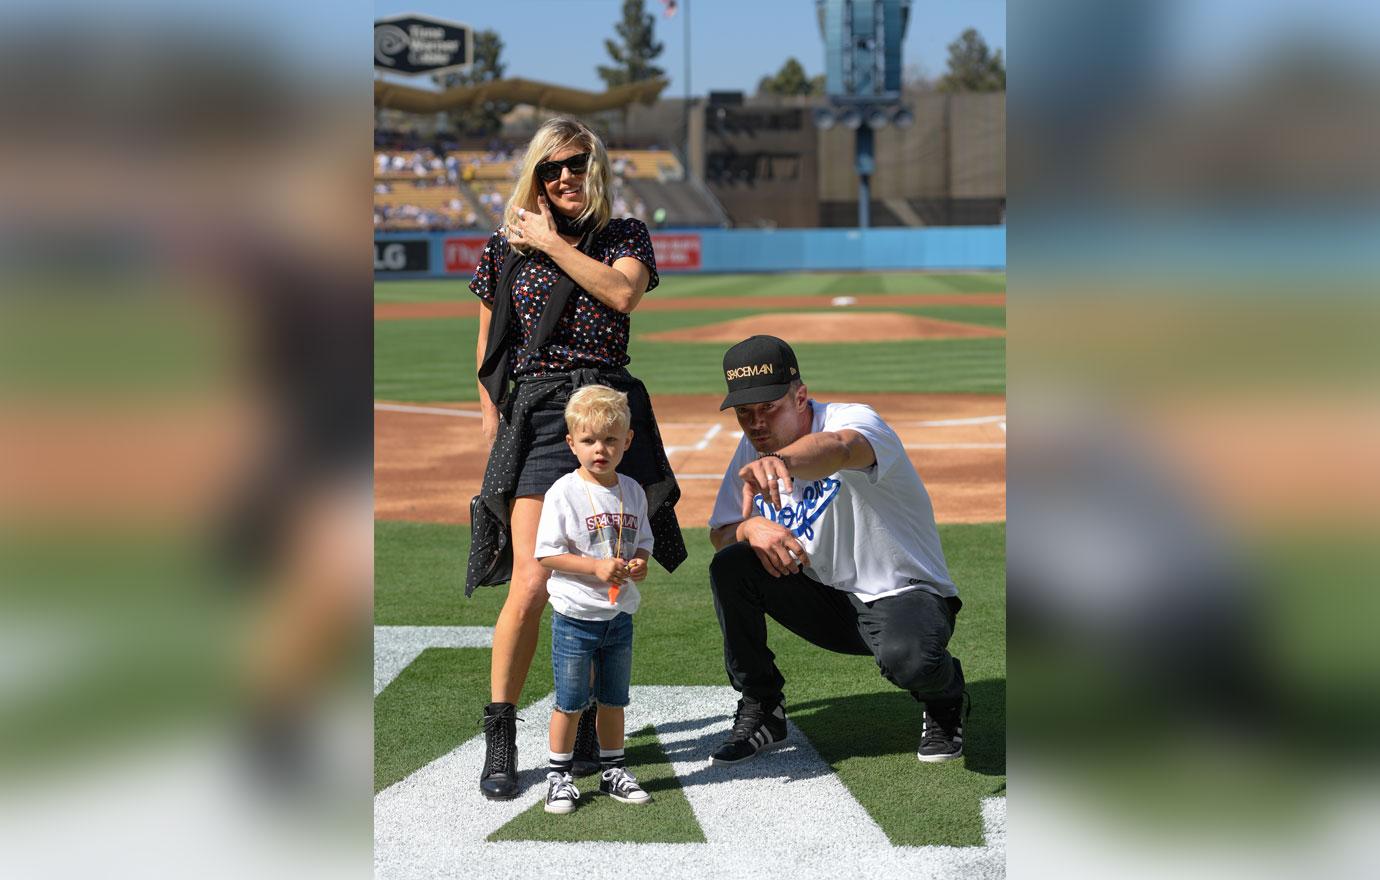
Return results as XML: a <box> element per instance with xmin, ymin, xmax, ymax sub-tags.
<box><xmin>709</xmin><ymin>401</ymin><xmax>956</xmax><ymax>602</ymax></box>
<box><xmin>536</xmin><ymin>471</ymin><xmax>655</xmax><ymax>620</ymax></box>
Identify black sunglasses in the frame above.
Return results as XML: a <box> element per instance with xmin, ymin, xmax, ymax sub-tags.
<box><xmin>535</xmin><ymin>152</ymin><xmax>591</xmax><ymax>182</ymax></box>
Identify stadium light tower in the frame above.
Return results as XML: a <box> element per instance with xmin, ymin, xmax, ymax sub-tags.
<box><xmin>815</xmin><ymin>0</ymin><xmax>910</xmax><ymax>228</ymax></box>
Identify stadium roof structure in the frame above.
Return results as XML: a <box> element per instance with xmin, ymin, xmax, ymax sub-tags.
<box><xmin>374</xmin><ymin>76</ymin><xmax>669</xmax><ymax>115</ymax></box>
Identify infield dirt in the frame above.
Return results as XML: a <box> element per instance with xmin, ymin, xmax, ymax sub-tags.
<box><xmin>374</xmin><ymin>393</ymin><xmax>1006</xmax><ymax>526</ymax></box>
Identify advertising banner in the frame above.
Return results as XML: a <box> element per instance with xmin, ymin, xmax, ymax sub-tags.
<box><xmin>650</xmin><ymin>233</ymin><xmax>702</xmax><ymax>271</ymax></box>
<box><xmin>374</xmin><ymin>239</ymin><xmax>430</xmax><ymax>274</ymax></box>
<box><xmin>443</xmin><ymin>235</ymin><xmax>491</xmax><ymax>274</ymax></box>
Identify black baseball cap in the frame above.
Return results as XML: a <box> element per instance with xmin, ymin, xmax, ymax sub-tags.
<box><xmin>719</xmin><ymin>335</ymin><xmax>801</xmax><ymax>410</ymax></box>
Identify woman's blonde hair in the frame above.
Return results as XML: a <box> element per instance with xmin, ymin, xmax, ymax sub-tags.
<box><xmin>505</xmin><ymin>116</ymin><xmax>612</xmax><ymax>254</ymax></box>
<box><xmin>564</xmin><ymin>384</ymin><xmax>631</xmax><ymax>435</ymax></box>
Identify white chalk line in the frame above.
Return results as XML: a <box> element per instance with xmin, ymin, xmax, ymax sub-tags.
<box><xmin>665</xmin><ymin>423</ymin><xmax>723</xmax><ymax>456</ymax></box>
<box><xmin>375</xmin><ymin>626</ymin><xmax>495</xmax><ymax>696</ymax></box>
<box><xmin>375</xmin><ymin>685</ymin><xmax>1005</xmax><ymax>879</ymax></box>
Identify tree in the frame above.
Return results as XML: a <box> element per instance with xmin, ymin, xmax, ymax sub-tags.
<box><xmin>937</xmin><ymin>28</ymin><xmax>1006</xmax><ymax>93</ymax></box>
<box><xmin>433</xmin><ymin>29</ymin><xmax>511</xmax><ymax>137</ymax></box>
<box><xmin>757</xmin><ymin>57</ymin><xmax>824</xmax><ymax>97</ymax></box>
<box><xmin>597</xmin><ymin>0</ymin><xmax>666</xmax><ymax>88</ymax></box>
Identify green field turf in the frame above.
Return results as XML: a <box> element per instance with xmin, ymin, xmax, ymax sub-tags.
<box><xmin>375</xmin><ymin>271</ymin><xmax>1005</xmax><ymax>304</ymax></box>
<box><xmin>375</xmin><ymin>522</ymin><xmax>1005</xmax><ymax>847</ymax></box>
<box><xmin>376</xmin><ymin>311</ymin><xmax>1005</xmax><ymax>402</ymax></box>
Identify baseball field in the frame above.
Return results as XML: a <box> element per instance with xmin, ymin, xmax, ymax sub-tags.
<box><xmin>374</xmin><ymin>270</ymin><xmax>1007</xmax><ymax>878</ymax></box>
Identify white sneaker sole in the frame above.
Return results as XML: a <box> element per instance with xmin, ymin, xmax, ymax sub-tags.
<box><xmin>605</xmin><ymin>791</ymin><xmax>652</xmax><ymax>805</ymax></box>
<box><xmin>544</xmin><ymin>800</ymin><xmax>578</xmax><ymax>814</ymax></box>
<box><xmin>916</xmin><ymin>749</ymin><xmax>963</xmax><ymax>764</ymax></box>
<box><xmin>709</xmin><ymin>736</ymin><xmax>788</xmax><ymax>766</ymax></box>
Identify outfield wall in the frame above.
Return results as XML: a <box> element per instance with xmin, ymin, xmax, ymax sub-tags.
<box><xmin>374</xmin><ymin>226</ymin><xmax>1005</xmax><ymax>278</ymax></box>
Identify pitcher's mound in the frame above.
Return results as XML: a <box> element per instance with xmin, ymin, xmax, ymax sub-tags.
<box><xmin>643</xmin><ymin>311</ymin><xmax>1004</xmax><ymax>343</ymax></box>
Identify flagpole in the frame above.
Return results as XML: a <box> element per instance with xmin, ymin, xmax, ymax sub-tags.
<box><xmin>683</xmin><ymin>0</ymin><xmax>690</xmax><ymax>172</ymax></box>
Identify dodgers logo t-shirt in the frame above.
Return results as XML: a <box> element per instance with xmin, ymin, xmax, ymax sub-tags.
<box><xmin>709</xmin><ymin>401</ymin><xmax>956</xmax><ymax>602</ymax></box>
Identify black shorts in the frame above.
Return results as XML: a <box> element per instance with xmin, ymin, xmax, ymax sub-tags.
<box><xmin>512</xmin><ymin>394</ymin><xmax>581</xmax><ymax>497</ymax></box>
<box><xmin>508</xmin><ymin>370</ymin><xmax>667</xmax><ymax>499</ymax></box>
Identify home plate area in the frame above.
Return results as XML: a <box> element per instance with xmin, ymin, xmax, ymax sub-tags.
<box><xmin>374</xmin><ymin>685</ymin><xmax>1005</xmax><ymax>880</ymax></box>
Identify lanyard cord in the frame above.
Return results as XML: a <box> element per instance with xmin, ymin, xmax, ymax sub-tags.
<box><xmin>581</xmin><ymin>476</ymin><xmax>625</xmax><ymax>603</ymax></box>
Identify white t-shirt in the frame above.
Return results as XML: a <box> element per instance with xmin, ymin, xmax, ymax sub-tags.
<box><xmin>709</xmin><ymin>401</ymin><xmax>956</xmax><ymax>602</ymax></box>
<box><xmin>536</xmin><ymin>471</ymin><xmax>655</xmax><ymax>620</ymax></box>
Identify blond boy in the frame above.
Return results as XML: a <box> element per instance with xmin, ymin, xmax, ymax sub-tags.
<box><xmin>533</xmin><ymin>384</ymin><xmax>653</xmax><ymax>813</ymax></box>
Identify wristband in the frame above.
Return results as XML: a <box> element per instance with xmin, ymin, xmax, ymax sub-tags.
<box><xmin>760</xmin><ymin>452</ymin><xmax>788</xmax><ymax>468</ymax></box>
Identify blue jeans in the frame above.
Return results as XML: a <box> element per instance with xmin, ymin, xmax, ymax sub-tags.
<box><xmin>551</xmin><ymin>611</ymin><xmax>634</xmax><ymax>713</ymax></box>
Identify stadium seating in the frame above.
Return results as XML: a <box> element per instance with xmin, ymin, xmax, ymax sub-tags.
<box><xmin>374</xmin><ymin>147</ymin><xmax>721</xmax><ymax>231</ymax></box>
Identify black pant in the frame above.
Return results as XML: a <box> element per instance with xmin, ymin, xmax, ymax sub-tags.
<box><xmin>709</xmin><ymin>542</ymin><xmax>963</xmax><ymax>706</ymax></box>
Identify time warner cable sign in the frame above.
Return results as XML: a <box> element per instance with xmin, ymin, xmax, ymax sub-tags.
<box><xmin>374</xmin><ymin>14</ymin><xmax>473</xmax><ymax>77</ymax></box>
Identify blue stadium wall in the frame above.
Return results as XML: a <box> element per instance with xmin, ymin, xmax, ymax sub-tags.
<box><xmin>374</xmin><ymin>226</ymin><xmax>1005</xmax><ymax>278</ymax></box>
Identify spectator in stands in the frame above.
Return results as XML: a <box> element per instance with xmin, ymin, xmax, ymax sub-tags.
<box><xmin>466</xmin><ymin>116</ymin><xmax>685</xmax><ymax>803</ymax></box>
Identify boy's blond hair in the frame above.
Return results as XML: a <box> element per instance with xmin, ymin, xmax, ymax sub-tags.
<box><xmin>564</xmin><ymin>384</ymin><xmax>631</xmax><ymax>435</ymax></box>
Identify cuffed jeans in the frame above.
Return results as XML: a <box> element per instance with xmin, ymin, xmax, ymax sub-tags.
<box><xmin>709</xmin><ymin>541</ymin><xmax>964</xmax><ymax>706</ymax></box>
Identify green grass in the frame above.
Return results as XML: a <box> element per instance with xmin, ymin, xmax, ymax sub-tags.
<box><xmin>906</xmin><ymin>305</ymin><xmax>1007</xmax><ymax>329</ymax></box>
<box><xmin>375</xmin><ymin>272</ymin><xmax>1006</xmax><ymax>304</ymax></box>
<box><xmin>375</xmin><ymin>522</ymin><xmax>1005</xmax><ymax>846</ymax></box>
<box><xmin>376</xmin><ymin>314</ymin><xmax>1005</xmax><ymax>402</ymax></box>
<box><xmin>375</xmin><ymin>279</ymin><xmax>474</xmax><ymax>303</ymax></box>
<box><xmin>374</xmin><ymin>271</ymin><xmax>1006</xmax><ymax>402</ymax></box>
<box><xmin>628</xmin><ymin>338</ymin><xmax>1005</xmax><ymax>397</ymax></box>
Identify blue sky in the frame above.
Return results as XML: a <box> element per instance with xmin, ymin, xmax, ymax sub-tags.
<box><xmin>374</xmin><ymin>0</ymin><xmax>1006</xmax><ymax>95</ymax></box>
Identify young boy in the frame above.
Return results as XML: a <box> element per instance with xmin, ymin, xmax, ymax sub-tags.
<box><xmin>534</xmin><ymin>384</ymin><xmax>654</xmax><ymax>814</ymax></box>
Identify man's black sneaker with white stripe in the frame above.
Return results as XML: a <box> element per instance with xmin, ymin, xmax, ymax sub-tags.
<box><xmin>710</xmin><ymin>698</ymin><xmax>787</xmax><ymax>765</ymax></box>
<box><xmin>917</xmin><ymin>691</ymin><xmax>970</xmax><ymax>763</ymax></box>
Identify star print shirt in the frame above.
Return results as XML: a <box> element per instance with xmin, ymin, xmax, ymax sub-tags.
<box><xmin>468</xmin><ymin>218</ymin><xmax>659</xmax><ymax>377</ymax></box>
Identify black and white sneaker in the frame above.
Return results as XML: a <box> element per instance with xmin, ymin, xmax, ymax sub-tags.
<box><xmin>571</xmin><ymin>706</ymin><xmax>600</xmax><ymax>777</ymax></box>
<box><xmin>917</xmin><ymin>691</ymin><xmax>970</xmax><ymax>763</ymax></box>
<box><xmin>599</xmin><ymin>766</ymin><xmax>651</xmax><ymax>804</ymax></box>
<box><xmin>710</xmin><ymin>698</ymin><xmax>788</xmax><ymax>765</ymax></box>
<box><xmin>544</xmin><ymin>771</ymin><xmax>581</xmax><ymax>814</ymax></box>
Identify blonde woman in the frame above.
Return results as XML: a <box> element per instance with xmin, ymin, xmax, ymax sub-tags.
<box><xmin>465</xmin><ymin>116</ymin><xmax>685</xmax><ymax>801</ymax></box>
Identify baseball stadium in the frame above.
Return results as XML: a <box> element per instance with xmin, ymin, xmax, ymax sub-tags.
<box><xmin>374</xmin><ymin>3</ymin><xmax>1006</xmax><ymax>876</ymax></box>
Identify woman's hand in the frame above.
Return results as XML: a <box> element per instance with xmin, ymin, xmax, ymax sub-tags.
<box><xmin>509</xmin><ymin>194</ymin><xmax>562</xmax><ymax>253</ymax></box>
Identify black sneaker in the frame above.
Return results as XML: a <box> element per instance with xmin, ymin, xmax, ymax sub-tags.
<box><xmin>599</xmin><ymin>766</ymin><xmax>651</xmax><ymax>804</ymax></box>
<box><xmin>571</xmin><ymin>706</ymin><xmax>600</xmax><ymax>777</ymax></box>
<box><xmin>918</xmin><ymin>690</ymin><xmax>971</xmax><ymax>763</ymax></box>
<box><xmin>710</xmin><ymin>698</ymin><xmax>788</xmax><ymax>765</ymax></box>
<box><xmin>544</xmin><ymin>771</ymin><xmax>580</xmax><ymax>814</ymax></box>
<box><xmin>479</xmin><ymin>702</ymin><xmax>519</xmax><ymax>800</ymax></box>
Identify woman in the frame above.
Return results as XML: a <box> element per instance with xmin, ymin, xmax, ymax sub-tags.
<box><xmin>465</xmin><ymin>117</ymin><xmax>685</xmax><ymax>800</ymax></box>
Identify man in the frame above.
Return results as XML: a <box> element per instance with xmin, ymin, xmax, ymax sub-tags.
<box><xmin>707</xmin><ymin>336</ymin><xmax>968</xmax><ymax>765</ymax></box>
